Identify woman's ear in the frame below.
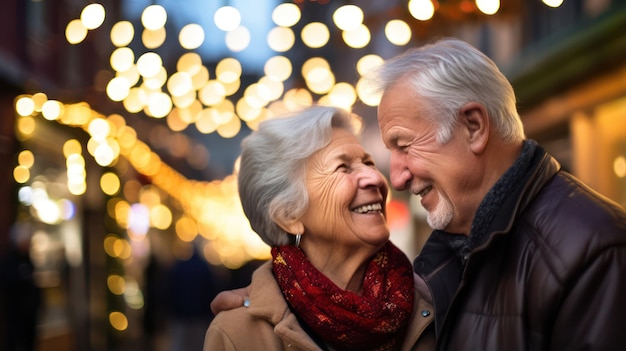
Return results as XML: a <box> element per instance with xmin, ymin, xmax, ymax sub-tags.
<box><xmin>459</xmin><ymin>102</ymin><xmax>489</xmax><ymax>154</ymax></box>
<box><xmin>275</xmin><ymin>217</ymin><xmax>304</xmax><ymax>236</ymax></box>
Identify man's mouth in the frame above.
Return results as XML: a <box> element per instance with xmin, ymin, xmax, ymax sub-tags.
<box><xmin>352</xmin><ymin>202</ymin><xmax>383</xmax><ymax>214</ymax></box>
<box><xmin>416</xmin><ymin>185</ymin><xmax>433</xmax><ymax>197</ymax></box>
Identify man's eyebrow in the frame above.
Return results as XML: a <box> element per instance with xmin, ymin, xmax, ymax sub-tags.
<box><xmin>384</xmin><ymin>132</ymin><xmax>400</xmax><ymax>147</ymax></box>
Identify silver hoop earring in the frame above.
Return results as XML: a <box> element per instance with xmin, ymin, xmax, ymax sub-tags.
<box><xmin>295</xmin><ymin>234</ymin><xmax>302</xmax><ymax>248</ymax></box>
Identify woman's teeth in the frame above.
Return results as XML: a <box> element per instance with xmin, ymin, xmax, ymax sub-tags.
<box><xmin>352</xmin><ymin>203</ymin><xmax>382</xmax><ymax>214</ymax></box>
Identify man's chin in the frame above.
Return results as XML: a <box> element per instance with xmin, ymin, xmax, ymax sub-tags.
<box><xmin>426</xmin><ymin>212</ymin><xmax>452</xmax><ymax>231</ymax></box>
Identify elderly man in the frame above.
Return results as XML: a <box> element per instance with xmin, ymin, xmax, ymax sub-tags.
<box><xmin>374</xmin><ymin>37</ymin><xmax>626</xmax><ymax>350</ymax></box>
<box><xmin>211</xmin><ymin>38</ymin><xmax>626</xmax><ymax>351</ymax></box>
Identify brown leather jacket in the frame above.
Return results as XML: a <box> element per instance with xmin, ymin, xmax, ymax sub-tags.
<box><xmin>204</xmin><ymin>261</ymin><xmax>435</xmax><ymax>351</ymax></box>
<box><xmin>415</xmin><ymin>146</ymin><xmax>626</xmax><ymax>350</ymax></box>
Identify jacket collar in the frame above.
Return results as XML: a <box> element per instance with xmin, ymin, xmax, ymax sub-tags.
<box><xmin>481</xmin><ymin>142</ymin><xmax>561</xmax><ymax>245</ymax></box>
<box><xmin>247</xmin><ymin>261</ymin><xmax>323</xmax><ymax>350</ymax></box>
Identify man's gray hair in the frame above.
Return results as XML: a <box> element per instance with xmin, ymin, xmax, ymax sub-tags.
<box><xmin>371</xmin><ymin>37</ymin><xmax>525</xmax><ymax>144</ymax></box>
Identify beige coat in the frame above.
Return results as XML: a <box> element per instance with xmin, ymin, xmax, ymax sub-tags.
<box><xmin>204</xmin><ymin>261</ymin><xmax>435</xmax><ymax>351</ymax></box>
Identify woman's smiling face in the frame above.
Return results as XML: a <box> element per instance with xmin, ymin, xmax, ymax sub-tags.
<box><xmin>298</xmin><ymin>128</ymin><xmax>390</xmax><ymax>248</ymax></box>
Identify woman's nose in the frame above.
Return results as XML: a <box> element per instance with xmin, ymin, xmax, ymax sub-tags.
<box><xmin>358</xmin><ymin>164</ymin><xmax>386</xmax><ymax>189</ymax></box>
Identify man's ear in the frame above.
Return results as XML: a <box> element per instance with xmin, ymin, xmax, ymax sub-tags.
<box><xmin>459</xmin><ymin>102</ymin><xmax>489</xmax><ymax>154</ymax></box>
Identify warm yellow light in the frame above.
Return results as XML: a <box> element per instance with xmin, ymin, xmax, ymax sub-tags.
<box><xmin>172</xmin><ymin>90</ymin><xmax>196</xmax><ymax>109</ymax></box>
<box><xmin>142</xmin><ymin>27</ymin><xmax>166</xmax><ymax>49</ymax></box>
<box><xmin>191</xmin><ymin>66</ymin><xmax>209</xmax><ymax>90</ymax></box>
<box><xmin>302</xmin><ymin>57</ymin><xmax>330</xmax><ymax>81</ymax></box>
<box><xmin>301</xmin><ymin>22</ymin><xmax>330</xmax><ymax>49</ymax></box>
<box><xmin>264</xmin><ymin>56</ymin><xmax>292</xmax><ymax>82</ymax></box>
<box><xmin>272</xmin><ymin>3</ymin><xmax>301</xmax><ymax>27</ymax></box>
<box><xmin>109</xmin><ymin>47</ymin><xmax>135</xmax><ymax>72</ymax></box>
<box><xmin>236</xmin><ymin>99</ymin><xmax>262</xmax><ymax>122</ymax></box>
<box><xmin>150</xmin><ymin>204</ymin><xmax>172</xmax><ymax>230</ymax></box>
<box><xmin>18</xmin><ymin>150</ymin><xmax>34</xmax><ymax>168</ymax></box>
<box><xmin>110</xmin><ymin>21</ymin><xmax>134</xmax><ymax>47</ymax></box>
<box><xmin>216</xmin><ymin>58</ymin><xmax>242</xmax><ymax>84</ymax></box>
<box><xmin>307</xmin><ymin>71</ymin><xmax>335</xmax><ymax>95</ymax></box>
<box><xmin>199</xmin><ymin>80</ymin><xmax>226</xmax><ymax>106</ymax></box>
<box><xmin>32</xmin><ymin>93</ymin><xmax>47</xmax><ymax>112</ymax></box>
<box><xmin>107</xmin><ymin>275</ymin><xmax>126</xmax><ymax>295</ymax></box>
<box><xmin>66</xmin><ymin>19</ymin><xmax>88</xmax><ymax>44</ymax></box>
<box><xmin>476</xmin><ymin>0</ymin><xmax>500</xmax><ymax>15</ymax></box>
<box><xmin>542</xmin><ymin>0</ymin><xmax>564</xmax><ymax>7</ymax></box>
<box><xmin>385</xmin><ymin>19</ymin><xmax>412</xmax><ymax>46</ymax></box>
<box><xmin>116</xmin><ymin>65</ymin><xmax>140</xmax><ymax>87</ymax></box>
<box><xmin>267</xmin><ymin>27</ymin><xmax>295</xmax><ymax>52</ymax></box>
<box><xmin>80</xmin><ymin>3</ymin><xmax>105</xmax><ymax>30</ymax></box>
<box><xmin>356</xmin><ymin>54</ymin><xmax>384</xmax><ymax>77</ymax></box>
<box><xmin>141</xmin><ymin>5</ymin><xmax>167</xmax><ymax>30</ymax></box>
<box><xmin>244</xmin><ymin>83</ymin><xmax>270</xmax><ymax>108</ymax></box>
<box><xmin>177</xmin><ymin>52</ymin><xmax>203</xmax><ymax>76</ymax></box>
<box><xmin>101</xmin><ymin>172</ymin><xmax>121</xmax><ymax>196</ymax></box>
<box><xmin>175</xmin><ymin>101</ymin><xmax>201</xmax><ymax>125</ymax></box>
<box><xmin>42</xmin><ymin>100</ymin><xmax>63</xmax><ymax>121</ymax></box>
<box><xmin>333</xmin><ymin>5</ymin><xmax>363</xmax><ymax>31</ymax></box>
<box><xmin>195</xmin><ymin>109</ymin><xmax>219</xmax><ymax>134</ymax></box>
<box><xmin>614</xmin><ymin>156</ymin><xmax>626</xmax><ymax>178</ymax></box>
<box><xmin>164</xmin><ymin>109</ymin><xmax>185</xmax><ymax>131</ymax></box>
<box><xmin>328</xmin><ymin>82</ymin><xmax>357</xmax><ymax>109</ymax></box>
<box><xmin>13</xmin><ymin>165</ymin><xmax>30</xmax><ymax>184</ymax></box>
<box><xmin>225</xmin><ymin>26</ymin><xmax>251</xmax><ymax>52</ymax></box>
<box><xmin>136</xmin><ymin>52</ymin><xmax>163</xmax><ymax>78</ymax></box>
<box><xmin>356</xmin><ymin>77</ymin><xmax>381</xmax><ymax>106</ymax></box>
<box><xmin>283</xmin><ymin>88</ymin><xmax>313</xmax><ymax>110</ymax></box>
<box><xmin>145</xmin><ymin>92</ymin><xmax>172</xmax><ymax>118</ymax></box>
<box><xmin>123</xmin><ymin>88</ymin><xmax>146</xmax><ymax>113</ymax></box>
<box><xmin>17</xmin><ymin>116</ymin><xmax>36</xmax><ymax>137</ymax></box>
<box><xmin>179</xmin><ymin>24</ymin><xmax>205</xmax><ymax>50</ymax></box>
<box><xmin>175</xmin><ymin>216</ymin><xmax>198</xmax><ymax>242</ymax></box>
<box><xmin>214</xmin><ymin>6</ymin><xmax>241</xmax><ymax>31</ymax></box>
<box><xmin>106</xmin><ymin>77</ymin><xmax>131</xmax><ymax>102</ymax></box>
<box><xmin>117</xmin><ymin>126</ymin><xmax>137</xmax><ymax>150</ymax></box>
<box><xmin>15</xmin><ymin>96</ymin><xmax>35</xmax><ymax>116</ymax></box>
<box><xmin>213</xmin><ymin>99</ymin><xmax>236</xmax><ymax>124</ymax></box>
<box><xmin>167</xmin><ymin>72</ymin><xmax>193</xmax><ymax>97</ymax></box>
<box><xmin>258</xmin><ymin>76</ymin><xmax>284</xmax><ymax>102</ymax></box>
<box><xmin>223</xmin><ymin>79</ymin><xmax>241</xmax><ymax>97</ymax></box>
<box><xmin>68</xmin><ymin>182</ymin><xmax>87</xmax><ymax>196</ymax></box>
<box><xmin>217</xmin><ymin>115</ymin><xmax>242</xmax><ymax>138</ymax></box>
<box><xmin>408</xmin><ymin>0</ymin><xmax>435</xmax><ymax>21</ymax></box>
<box><xmin>342</xmin><ymin>24</ymin><xmax>370</xmax><ymax>49</ymax></box>
<box><xmin>143</xmin><ymin>67</ymin><xmax>167</xmax><ymax>90</ymax></box>
<box><xmin>94</xmin><ymin>143</ymin><xmax>116</xmax><ymax>167</ymax></box>
<box><xmin>109</xmin><ymin>312</ymin><xmax>128</xmax><ymax>331</ymax></box>
<box><xmin>63</xmin><ymin>139</ymin><xmax>82</xmax><ymax>158</ymax></box>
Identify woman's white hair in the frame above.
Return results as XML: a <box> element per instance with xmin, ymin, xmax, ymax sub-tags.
<box><xmin>237</xmin><ymin>105</ymin><xmax>360</xmax><ymax>246</ymax></box>
<box><xmin>371</xmin><ymin>37</ymin><xmax>525</xmax><ymax>144</ymax></box>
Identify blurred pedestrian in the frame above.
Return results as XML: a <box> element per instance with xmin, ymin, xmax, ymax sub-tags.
<box><xmin>0</xmin><ymin>221</ymin><xmax>42</xmax><ymax>351</ymax></box>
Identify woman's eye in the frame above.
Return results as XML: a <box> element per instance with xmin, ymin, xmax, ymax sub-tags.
<box><xmin>335</xmin><ymin>164</ymin><xmax>349</xmax><ymax>172</ymax></box>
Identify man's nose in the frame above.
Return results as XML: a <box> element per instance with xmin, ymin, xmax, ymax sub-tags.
<box><xmin>389</xmin><ymin>154</ymin><xmax>411</xmax><ymax>191</ymax></box>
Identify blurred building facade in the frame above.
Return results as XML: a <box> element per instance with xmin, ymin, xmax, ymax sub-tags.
<box><xmin>0</xmin><ymin>0</ymin><xmax>625</xmax><ymax>350</ymax></box>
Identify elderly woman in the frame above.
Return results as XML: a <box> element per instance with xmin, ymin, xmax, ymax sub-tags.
<box><xmin>204</xmin><ymin>106</ymin><xmax>434</xmax><ymax>351</ymax></box>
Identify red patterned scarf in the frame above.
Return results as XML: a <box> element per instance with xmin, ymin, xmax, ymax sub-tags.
<box><xmin>272</xmin><ymin>241</ymin><xmax>414</xmax><ymax>350</ymax></box>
